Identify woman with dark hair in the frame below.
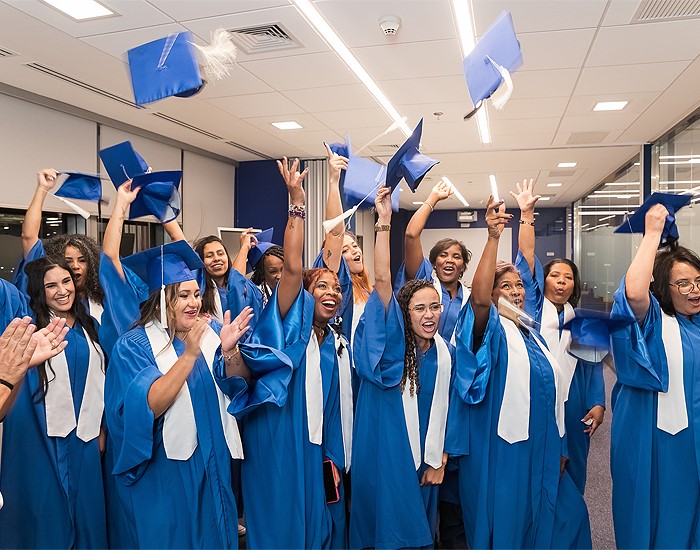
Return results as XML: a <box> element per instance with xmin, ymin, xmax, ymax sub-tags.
<box><xmin>513</xmin><ymin>179</ymin><xmax>604</xmax><ymax>494</ymax></box>
<box><xmin>609</xmin><ymin>203</ymin><xmax>700</xmax><ymax>548</ymax></box>
<box><xmin>193</xmin><ymin>234</ymin><xmax>233</xmax><ymax>323</ymax></box>
<box><xmin>401</xmin><ymin>180</ymin><xmax>472</xmax><ymax>342</ymax></box>
<box><xmin>249</xmin><ymin>242</ymin><xmax>285</xmax><ymax>305</ymax></box>
<box><xmin>17</xmin><ymin>169</ymin><xmax>104</xmax><ymax>324</ymax></box>
<box><xmin>104</xmin><ymin>240</ymin><xmax>252</xmax><ymax>548</ymax></box>
<box><xmin>446</xmin><ymin>196</ymin><xmax>590</xmax><ymax>549</ymax></box>
<box><xmin>0</xmin><ymin>256</ymin><xmax>108</xmax><ymax>548</ymax></box>
<box><xmin>350</xmin><ymin>185</ymin><xmax>453</xmax><ymax>548</ymax></box>
<box><xmin>224</xmin><ymin>158</ymin><xmax>350</xmax><ymax>548</ymax></box>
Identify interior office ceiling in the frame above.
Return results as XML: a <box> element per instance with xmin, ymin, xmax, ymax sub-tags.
<box><xmin>0</xmin><ymin>0</ymin><xmax>699</xmax><ymax>210</ymax></box>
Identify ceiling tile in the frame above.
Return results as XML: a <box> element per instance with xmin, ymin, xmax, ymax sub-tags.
<box><xmin>511</xmin><ymin>68</ymin><xmax>579</xmax><ymax>99</ymax></box>
<box><xmin>147</xmin><ymin>0</ymin><xmax>289</xmax><ymax>21</ymax></box>
<box><xmin>489</xmin><ymin>96</ymin><xmax>569</xmax><ymax>120</ymax></box>
<box><xmin>197</xmin><ymin>65</ymin><xmax>275</xmax><ymax>98</ymax></box>
<box><xmin>575</xmin><ymin>61</ymin><xmax>689</xmax><ymax>95</ymax></box>
<box><xmin>313</xmin><ymin>107</ymin><xmax>394</xmax><ymax>130</ymax></box>
<box><xmin>380</xmin><ymin>75</ymin><xmax>468</xmax><ymax>105</ymax></box>
<box><xmin>517</xmin><ymin>28</ymin><xmax>596</xmax><ymax>71</ymax></box>
<box><xmin>283</xmin><ymin>84</ymin><xmax>377</xmax><ymax>112</ymax></box>
<box><xmin>207</xmin><ymin>92</ymin><xmax>306</xmax><ymax>118</ymax></box>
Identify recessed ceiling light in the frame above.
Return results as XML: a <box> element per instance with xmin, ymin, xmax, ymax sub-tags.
<box><xmin>547</xmin><ymin>183</ymin><xmax>562</xmax><ymax>187</ymax></box>
<box><xmin>593</xmin><ymin>101</ymin><xmax>628</xmax><ymax>112</ymax></box>
<box><xmin>412</xmin><ymin>201</ymin><xmax>424</xmax><ymax>205</ymax></box>
<box><xmin>539</xmin><ymin>196</ymin><xmax>551</xmax><ymax>201</ymax></box>
<box><xmin>41</xmin><ymin>0</ymin><xmax>114</xmax><ymax>20</ymax></box>
<box><xmin>558</xmin><ymin>162</ymin><xmax>577</xmax><ymax>168</ymax></box>
<box><xmin>271</xmin><ymin>121</ymin><xmax>303</xmax><ymax>130</ymax></box>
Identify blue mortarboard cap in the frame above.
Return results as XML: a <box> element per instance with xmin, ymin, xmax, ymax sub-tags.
<box><xmin>328</xmin><ymin>135</ymin><xmax>351</xmax><ymax>159</ymax></box>
<box><xmin>99</xmin><ymin>141</ymin><xmax>150</xmax><ymax>187</ymax></box>
<box><xmin>128</xmin><ymin>171</ymin><xmax>182</xmax><ymax>223</ymax></box>
<box><xmin>561</xmin><ymin>309</ymin><xmax>636</xmax><ymax>362</ymax></box>
<box><xmin>247</xmin><ymin>228</ymin><xmax>275</xmax><ymax>272</ymax></box>
<box><xmin>463</xmin><ymin>11</ymin><xmax>523</xmax><ymax>113</ymax></box>
<box><xmin>55</xmin><ymin>172</ymin><xmax>103</xmax><ymax>202</ymax></box>
<box><xmin>122</xmin><ymin>240</ymin><xmax>204</xmax><ymax>295</ymax></box>
<box><xmin>127</xmin><ymin>31</ymin><xmax>204</xmax><ymax>106</ymax></box>
<box><xmin>385</xmin><ymin>118</ymin><xmax>439</xmax><ymax>192</ymax></box>
<box><xmin>343</xmin><ymin>155</ymin><xmax>400</xmax><ymax>211</ymax></box>
<box><xmin>614</xmin><ymin>192</ymin><xmax>692</xmax><ymax>246</ymax></box>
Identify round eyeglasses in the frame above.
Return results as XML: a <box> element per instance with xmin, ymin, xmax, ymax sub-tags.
<box><xmin>409</xmin><ymin>303</ymin><xmax>443</xmax><ymax>314</ymax></box>
<box><xmin>669</xmin><ymin>281</ymin><xmax>700</xmax><ymax>295</ymax></box>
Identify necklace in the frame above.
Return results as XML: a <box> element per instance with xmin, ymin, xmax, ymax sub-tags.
<box><xmin>312</xmin><ymin>323</ymin><xmax>327</xmax><ymax>342</ymax></box>
<box><xmin>175</xmin><ymin>330</ymin><xmax>189</xmax><ymax>341</ymax></box>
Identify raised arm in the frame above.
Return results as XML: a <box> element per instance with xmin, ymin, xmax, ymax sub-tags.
<box><xmin>625</xmin><ymin>204</ymin><xmax>668</xmax><ymax>320</ymax></box>
<box><xmin>470</xmin><ymin>197</ymin><xmax>511</xmax><ymax>337</ymax></box>
<box><xmin>22</xmin><ymin>169</ymin><xmax>58</xmax><ymax>258</ymax></box>
<box><xmin>373</xmin><ymin>186</ymin><xmax>393</xmax><ymax>306</ymax></box>
<box><xmin>163</xmin><ymin>220</ymin><xmax>186</xmax><ymax>243</ymax></box>
<box><xmin>511</xmin><ymin>178</ymin><xmax>540</xmax><ymax>274</ymax></box>
<box><xmin>103</xmin><ymin>181</ymin><xmax>140</xmax><ymax>279</ymax></box>
<box><xmin>321</xmin><ymin>143</ymin><xmax>348</xmax><ymax>273</ymax></box>
<box><xmin>276</xmin><ymin>157</ymin><xmax>309</xmax><ymax>319</ymax></box>
<box><xmin>404</xmin><ymin>180</ymin><xmax>453</xmax><ymax>279</ymax></box>
<box><xmin>231</xmin><ymin>228</ymin><xmax>257</xmax><ymax>276</ymax></box>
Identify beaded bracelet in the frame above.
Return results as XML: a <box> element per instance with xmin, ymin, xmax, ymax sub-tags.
<box><xmin>222</xmin><ymin>345</ymin><xmax>240</xmax><ymax>362</ymax></box>
<box><xmin>519</xmin><ymin>219</ymin><xmax>535</xmax><ymax>226</ymax></box>
<box><xmin>289</xmin><ymin>204</ymin><xmax>306</xmax><ymax>220</ymax></box>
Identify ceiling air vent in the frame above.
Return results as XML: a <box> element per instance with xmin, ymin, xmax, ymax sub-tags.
<box><xmin>228</xmin><ymin>23</ymin><xmax>301</xmax><ymax>54</ymax></box>
<box><xmin>0</xmin><ymin>46</ymin><xmax>19</xmax><ymax>57</ymax></box>
<box><xmin>151</xmin><ymin>113</ymin><xmax>224</xmax><ymax>140</ymax></box>
<box><xmin>23</xmin><ymin>62</ymin><xmax>142</xmax><ymax>109</ymax></box>
<box><xmin>566</xmin><ymin>131</ymin><xmax>609</xmax><ymax>145</ymax></box>
<box><xmin>632</xmin><ymin>0</ymin><xmax>700</xmax><ymax>22</ymax></box>
<box><xmin>224</xmin><ymin>140</ymin><xmax>273</xmax><ymax>160</ymax></box>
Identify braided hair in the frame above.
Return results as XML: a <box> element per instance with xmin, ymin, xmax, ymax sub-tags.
<box><xmin>251</xmin><ymin>245</ymin><xmax>284</xmax><ymax>302</ymax></box>
<box><xmin>396</xmin><ymin>279</ymin><xmax>439</xmax><ymax>397</ymax></box>
<box><xmin>44</xmin><ymin>234</ymin><xmax>104</xmax><ymax>305</ymax></box>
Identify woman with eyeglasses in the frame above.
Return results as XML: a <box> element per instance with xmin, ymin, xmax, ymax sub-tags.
<box><xmin>445</xmin><ymin>197</ymin><xmax>590</xmax><ymax>549</ymax></box>
<box><xmin>350</xmin><ymin>185</ymin><xmax>453</xmax><ymax>549</ymax></box>
<box><xmin>609</xmin><ymin>203</ymin><xmax>700</xmax><ymax>548</ymax></box>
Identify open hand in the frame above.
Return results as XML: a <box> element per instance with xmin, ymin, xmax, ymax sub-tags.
<box><xmin>277</xmin><ymin>157</ymin><xmax>308</xmax><ymax>205</ymax></box>
<box><xmin>220</xmin><ymin>307</ymin><xmax>254</xmax><ymax>353</ymax></box>
<box><xmin>509</xmin><ymin>178</ymin><xmax>541</xmax><ymax>214</ymax></box>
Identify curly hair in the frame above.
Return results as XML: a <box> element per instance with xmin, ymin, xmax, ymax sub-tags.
<box><xmin>396</xmin><ymin>279</ymin><xmax>440</xmax><ymax>397</ymax></box>
<box><xmin>193</xmin><ymin>235</ymin><xmax>231</xmax><ymax>317</ymax></box>
<box><xmin>651</xmin><ymin>243</ymin><xmax>700</xmax><ymax>316</ymax></box>
<box><xmin>544</xmin><ymin>258</ymin><xmax>581</xmax><ymax>307</ymax></box>
<box><xmin>43</xmin><ymin>233</ymin><xmax>103</xmax><ymax>305</ymax></box>
<box><xmin>24</xmin><ymin>256</ymin><xmax>102</xmax><ymax>400</ymax></box>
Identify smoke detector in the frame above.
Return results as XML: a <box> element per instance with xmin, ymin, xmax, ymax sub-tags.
<box><xmin>379</xmin><ymin>15</ymin><xmax>401</xmax><ymax>35</ymax></box>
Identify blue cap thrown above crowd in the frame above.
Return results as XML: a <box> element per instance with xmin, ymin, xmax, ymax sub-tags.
<box><xmin>55</xmin><ymin>171</ymin><xmax>103</xmax><ymax>203</ymax></box>
<box><xmin>99</xmin><ymin>141</ymin><xmax>183</xmax><ymax>223</ymax></box>
<box><xmin>344</xmin><ymin>155</ymin><xmax>400</xmax><ymax>212</ymax></box>
<box><xmin>247</xmin><ymin>227</ymin><xmax>275</xmax><ymax>272</ymax></box>
<box><xmin>122</xmin><ymin>240</ymin><xmax>204</xmax><ymax>295</ymax></box>
<box><xmin>385</xmin><ymin>118</ymin><xmax>439</xmax><ymax>192</ymax></box>
<box><xmin>462</xmin><ymin>11</ymin><xmax>523</xmax><ymax>117</ymax></box>
<box><xmin>614</xmin><ymin>192</ymin><xmax>693</xmax><ymax>246</ymax></box>
<box><xmin>562</xmin><ymin>309</ymin><xmax>636</xmax><ymax>362</ymax></box>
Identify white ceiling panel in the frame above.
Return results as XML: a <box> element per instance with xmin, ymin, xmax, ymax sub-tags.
<box><xmin>208</xmin><ymin>91</ymin><xmax>306</xmax><ymax>118</ymax></box>
<box><xmin>601</xmin><ymin>0</ymin><xmax>643</xmax><ymax>26</ymax></box>
<box><xmin>197</xmin><ymin>65</ymin><xmax>275</xmax><ymax>98</ymax></box>
<box><xmin>419</xmin><ymin>120</ymin><xmax>484</xmax><ymax>152</ymax></box>
<box><xmin>79</xmin><ymin>23</ymin><xmax>187</xmax><ymax>60</ymax></box>
<box><xmin>284</xmin><ymin>83</ymin><xmax>377</xmax><ymax>112</ymax></box>
<box><xmin>489</xmin><ymin>133</ymin><xmax>556</xmax><ymax>149</ymax></box>
<box><xmin>566</xmin><ymin>91</ymin><xmax>659</xmax><ymax>116</ymax></box>
<box><xmin>490</xmin><ymin>117</ymin><xmax>561</xmax><ymax>136</ymax></box>
<box><xmin>511</xmin><ymin>68</ymin><xmax>579</xmax><ymax>99</ymax></box>
<box><xmin>241</xmin><ymin>111</ymin><xmax>329</xmax><ymax>133</ymax></box>
<box><xmin>587</xmin><ymin>20</ymin><xmax>700</xmax><ymax>66</ymax></box>
<box><xmin>313</xmin><ymin>107</ymin><xmax>395</xmax><ymax>129</ymax></box>
<box><xmin>575</xmin><ymin>61</ymin><xmax>689</xmax><ymax>95</ymax></box>
<box><xmin>380</xmin><ymin>75</ymin><xmax>468</xmax><ymax>106</ymax></box>
<box><xmin>517</xmin><ymin>28</ymin><xmax>596</xmax><ymax>71</ymax></box>
<box><xmin>146</xmin><ymin>0</ymin><xmax>290</xmax><ymax>22</ymax></box>
<box><xmin>316</xmin><ymin>0</ymin><xmax>456</xmax><ymax>48</ymax></box>
<box><xmin>488</xmin><ymin>96</ymin><xmax>570</xmax><ymax>120</ymax></box>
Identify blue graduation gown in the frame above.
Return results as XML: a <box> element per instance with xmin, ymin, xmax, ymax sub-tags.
<box><xmin>0</xmin><ymin>279</ymin><xmax>27</xmax><ymax>327</ymax></box>
<box><xmin>610</xmin><ymin>278</ymin><xmax>700</xmax><ymax>548</ymax></box>
<box><xmin>350</xmin><ymin>291</ymin><xmax>452</xmax><ymax>549</ymax></box>
<box><xmin>445</xmin><ymin>302</ymin><xmax>590</xmax><ymax>549</ymax></box>
<box><xmin>104</xmin><ymin>323</ymin><xmax>239</xmax><ymax>549</ymax></box>
<box><xmin>516</xmin><ymin>252</ymin><xmax>605</xmax><ymax>494</ymax></box>
<box><xmin>314</xmin><ymin>250</ymin><xmax>354</xmax><ymax>341</ymax></box>
<box><xmin>0</xmin><ymin>322</ymin><xmax>107</xmax><ymax>549</ymax></box>
<box><xmin>225</xmin><ymin>270</ymin><xmax>265</xmax><ymax>340</ymax></box>
<box><xmin>228</xmin><ymin>287</ymin><xmax>346</xmax><ymax>549</ymax></box>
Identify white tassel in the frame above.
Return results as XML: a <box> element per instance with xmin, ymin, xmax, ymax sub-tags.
<box><xmin>486</xmin><ymin>56</ymin><xmax>514</xmax><ymax>111</ymax></box>
<box><xmin>159</xmin><ymin>285</ymin><xmax>167</xmax><ymax>327</ymax></box>
<box><xmin>54</xmin><ymin>196</ymin><xmax>91</xmax><ymax>219</ymax></box>
<box><xmin>323</xmin><ymin>206</ymin><xmax>358</xmax><ymax>234</ymax></box>
<box><xmin>192</xmin><ymin>28</ymin><xmax>237</xmax><ymax>82</ymax></box>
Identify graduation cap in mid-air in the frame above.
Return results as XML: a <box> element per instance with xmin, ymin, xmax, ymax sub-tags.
<box><xmin>99</xmin><ymin>141</ymin><xmax>182</xmax><ymax>223</ymax></box>
<box><xmin>614</xmin><ymin>192</ymin><xmax>693</xmax><ymax>247</ymax></box>
<box><xmin>385</xmin><ymin>118</ymin><xmax>438</xmax><ymax>192</ymax></box>
<box><xmin>562</xmin><ymin>309</ymin><xmax>636</xmax><ymax>362</ymax></box>
<box><xmin>343</xmin><ymin>155</ymin><xmax>400</xmax><ymax>212</ymax></box>
<box><xmin>247</xmin><ymin>228</ymin><xmax>276</xmax><ymax>273</ymax></box>
<box><xmin>462</xmin><ymin>11</ymin><xmax>523</xmax><ymax>118</ymax></box>
<box><xmin>45</xmin><ymin>171</ymin><xmax>106</xmax><ymax>219</ymax></box>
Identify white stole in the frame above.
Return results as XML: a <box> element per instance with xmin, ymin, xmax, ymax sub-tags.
<box><xmin>212</xmin><ymin>288</ymin><xmax>224</xmax><ymax>324</ymax></box>
<box><xmin>88</xmin><ymin>299</ymin><xmax>104</xmax><ymax>325</ymax></box>
<box><xmin>44</xmin><ymin>325</ymin><xmax>104</xmax><ymax>441</ymax></box>
<box><xmin>498</xmin><ymin>317</ymin><xmax>566</xmax><ymax>444</ymax></box>
<box><xmin>333</xmin><ymin>331</ymin><xmax>354</xmax><ymax>471</ymax></box>
<box><xmin>402</xmin><ymin>334</ymin><xmax>452</xmax><ymax>470</ymax></box>
<box><xmin>657</xmin><ymin>313</ymin><xmax>687</xmax><ymax>435</ymax></box>
<box><xmin>540</xmin><ymin>300</ymin><xmax>578</xmax><ymax>402</ymax></box>
<box><xmin>305</xmin><ymin>332</ymin><xmax>324</xmax><ymax>445</ymax></box>
<box><xmin>351</xmin><ymin>300</ymin><xmax>366</xmax><ymax>347</ymax></box>
<box><xmin>431</xmin><ymin>272</ymin><xmax>470</xmax><ymax>345</ymax></box>
<box><xmin>145</xmin><ymin>322</ymin><xmax>244</xmax><ymax>461</ymax></box>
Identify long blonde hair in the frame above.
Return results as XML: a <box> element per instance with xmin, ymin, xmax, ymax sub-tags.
<box><xmin>345</xmin><ymin>232</ymin><xmax>373</xmax><ymax>304</ymax></box>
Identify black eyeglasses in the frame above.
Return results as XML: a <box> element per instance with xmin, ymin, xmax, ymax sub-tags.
<box><xmin>669</xmin><ymin>281</ymin><xmax>700</xmax><ymax>295</ymax></box>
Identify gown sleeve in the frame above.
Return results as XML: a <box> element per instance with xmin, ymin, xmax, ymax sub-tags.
<box><xmin>515</xmin><ymin>250</ymin><xmax>544</xmax><ymax>321</ymax></box>
<box><xmin>105</xmin><ymin>330</ymin><xmax>164</xmax><ymax>482</ymax></box>
<box><xmin>226</xmin><ymin>270</ymin><xmax>264</xmax><ymax>332</ymax></box>
<box><xmin>12</xmin><ymin>239</ymin><xmax>45</xmax><ymax>305</ymax></box>
<box><xmin>610</xmin><ymin>276</ymin><xmax>668</xmax><ymax>392</ymax></box>
<box><xmin>394</xmin><ymin>258</ymin><xmax>433</xmax><ymax>293</ymax></box>
<box><xmin>98</xmin><ymin>253</ymin><xmax>149</xmax><ymax>358</ymax></box>
<box><xmin>352</xmin><ymin>291</ymin><xmax>405</xmax><ymax>389</ymax></box>
<box><xmin>585</xmin><ymin>358</ymin><xmax>606</xmax><ymax>410</ymax></box>
<box><xmin>0</xmin><ymin>279</ymin><xmax>27</xmax><ymax>327</ymax></box>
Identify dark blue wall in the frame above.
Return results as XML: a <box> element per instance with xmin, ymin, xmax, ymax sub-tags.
<box><xmin>235</xmin><ymin>160</ymin><xmax>287</xmax><ymax>245</ymax></box>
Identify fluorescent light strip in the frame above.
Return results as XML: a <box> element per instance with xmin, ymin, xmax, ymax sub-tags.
<box><xmin>660</xmin><ymin>159</ymin><xmax>700</xmax><ymax>165</ymax></box>
<box><xmin>659</xmin><ymin>155</ymin><xmax>700</xmax><ymax>159</ymax></box>
<box><xmin>599</xmin><ymin>215</ymin><xmax>616</xmax><ymax>221</ymax></box>
<box><xmin>604</xmin><ymin>181</ymin><xmax>640</xmax><ymax>186</ymax></box>
<box><xmin>412</xmin><ymin>201</ymin><xmax>424</xmax><ymax>205</ymax></box>
<box><xmin>558</xmin><ymin>162</ymin><xmax>577</xmax><ymax>168</ymax></box>
<box><xmin>593</xmin><ymin>101</ymin><xmax>628</xmax><ymax>112</ymax></box>
<box><xmin>291</xmin><ymin>0</ymin><xmax>411</xmax><ymax>138</ymax></box>
<box><xmin>539</xmin><ymin>197</ymin><xmax>551</xmax><ymax>201</ymax></box>
<box><xmin>659</xmin><ymin>180</ymin><xmax>700</xmax><ymax>185</ymax></box>
<box><xmin>579</xmin><ymin>211</ymin><xmax>630</xmax><ymax>216</ymax></box>
<box><xmin>42</xmin><ymin>0</ymin><xmax>113</xmax><ymax>20</ymax></box>
<box><xmin>547</xmin><ymin>183</ymin><xmax>563</xmax><ymax>187</ymax></box>
<box><xmin>489</xmin><ymin>174</ymin><xmax>500</xmax><ymax>201</ymax></box>
<box><xmin>451</xmin><ymin>0</ymin><xmax>491</xmax><ymax>144</ymax></box>
<box><xmin>441</xmin><ymin>176</ymin><xmax>469</xmax><ymax>207</ymax></box>
<box><xmin>584</xmin><ymin>223</ymin><xmax>609</xmax><ymax>231</ymax></box>
<box><xmin>271</xmin><ymin>121</ymin><xmax>303</xmax><ymax>130</ymax></box>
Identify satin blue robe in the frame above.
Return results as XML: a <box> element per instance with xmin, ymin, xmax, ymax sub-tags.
<box><xmin>610</xmin><ymin>278</ymin><xmax>700</xmax><ymax>548</ymax></box>
<box><xmin>105</xmin><ymin>323</ymin><xmax>239</xmax><ymax>548</ymax></box>
<box><xmin>0</xmin><ymin>322</ymin><xmax>107</xmax><ymax>549</ymax></box>
<box><xmin>350</xmin><ymin>292</ymin><xmax>454</xmax><ymax>549</ymax></box>
<box><xmin>225</xmin><ymin>270</ymin><xmax>266</xmax><ymax>340</ymax></box>
<box><xmin>227</xmin><ymin>287</ymin><xmax>346</xmax><ymax>549</ymax></box>
<box><xmin>0</xmin><ymin>279</ymin><xmax>27</xmax><ymax>327</ymax></box>
<box><xmin>516</xmin><ymin>252</ymin><xmax>605</xmax><ymax>493</ymax></box>
<box><xmin>445</xmin><ymin>302</ymin><xmax>590</xmax><ymax>549</ymax></box>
